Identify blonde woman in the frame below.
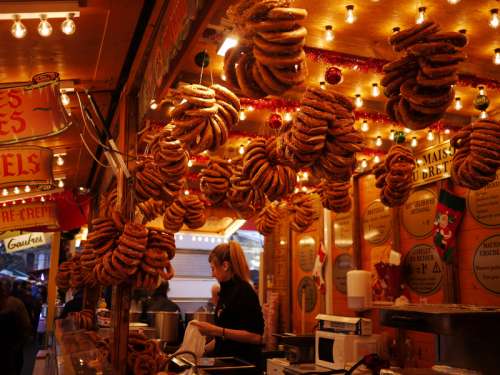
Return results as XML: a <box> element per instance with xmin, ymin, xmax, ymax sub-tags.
<box><xmin>191</xmin><ymin>241</ymin><xmax>264</xmax><ymax>369</ymax></box>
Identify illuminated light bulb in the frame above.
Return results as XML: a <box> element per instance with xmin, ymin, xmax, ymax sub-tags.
<box><xmin>320</xmin><ymin>81</ymin><xmax>326</xmax><ymax>90</ymax></box>
<box><xmin>447</xmin><ymin>0</ymin><xmax>460</xmax><ymax>3</ymax></box>
<box><xmin>389</xmin><ymin>129</ymin><xmax>395</xmax><ymax>141</ymax></box>
<box><xmin>2</xmin><ymin>188</ymin><xmax>8</xmax><ymax>196</ymax></box>
<box><xmin>375</xmin><ymin>136</ymin><xmax>383</xmax><ymax>147</ymax></box>
<box><xmin>360</xmin><ymin>120</ymin><xmax>369</xmax><ymax>132</ymax></box>
<box><xmin>56</xmin><ymin>155</ymin><xmax>64</xmax><ymax>166</ymax></box>
<box><xmin>187</xmin><ymin>159</ymin><xmax>193</xmax><ymax>167</ymax></box>
<box><xmin>345</xmin><ymin>5</ymin><xmax>356</xmax><ymax>24</ymax></box>
<box><xmin>494</xmin><ymin>48</ymin><xmax>500</xmax><ymax>65</ymax></box>
<box><xmin>303</xmin><ymin>171</ymin><xmax>309</xmax><ymax>181</ymax></box>
<box><xmin>239</xmin><ymin>145</ymin><xmax>245</xmax><ymax>155</ymax></box>
<box><xmin>360</xmin><ymin>159</ymin><xmax>368</xmax><ymax>169</ymax></box>
<box><xmin>12</xmin><ymin>201</ymin><xmax>16</xmax><ymax>205</ymax></box>
<box><xmin>373</xmin><ymin>155</ymin><xmax>381</xmax><ymax>164</ymax></box>
<box><xmin>247</xmin><ymin>105</ymin><xmax>255</xmax><ymax>112</ymax></box>
<box><xmin>280</xmin><ymin>240</ymin><xmax>286</xmax><ymax>246</ymax></box>
<box><xmin>411</xmin><ymin>137</ymin><xmax>418</xmax><ymax>148</ymax></box>
<box><xmin>480</xmin><ymin>111</ymin><xmax>488</xmax><ymax>119</ymax></box>
<box><xmin>427</xmin><ymin>130</ymin><xmax>435</xmax><ymax>141</ymax></box>
<box><xmin>239</xmin><ymin>111</ymin><xmax>246</xmax><ymax>121</ymax></box>
<box><xmin>2</xmin><ymin>203</ymin><xmax>5</xmax><ymax>207</ymax></box>
<box><xmin>371</xmin><ymin>83</ymin><xmax>380</xmax><ymax>97</ymax></box>
<box><xmin>392</xmin><ymin>26</ymin><xmax>400</xmax><ymax>34</ymax></box>
<box><xmin>478</xmin><ymin>85</ymin><xmax>486</xmax><ymax>96</ymax></box>
<box><xmin>324</xmin><ymin>25</ymin><xmax>334</xmax><ymax>41</ymax></box>
<box><xmin>404</xmin><ymin>128</ymin><xmax>411</xmax><ymax>134</ymax></box>
<box><xmin>40</xmin><ymin>196</ymin><xmax>45</xmax><ymax>202</ymax></box>
<box><xmin>24</xmin><ymin>185</ymin><xmax>31</xmax><ymax>193</ymax></box>
<box><xmin>227</xmin><ymin>158</ymin><xmax>232</xmax><ymax>163</ymax></box>
<box><xmin>178</xmin><ymin>234</ymin><xmax>184</xmax><ymax>240</ymax></box>
<box><xmin>14</xmin><ymin>186</ymin><xmax>20</xmax><ymax>194</ymax></box>
<box><xmin>60</xmin><ymin>92</ymin><xmax>70</xmax><ymax>106</ymax></box>
<box><xmin>11</xmin><ymin>16</ymin><xmax>27</xmax><ymax>39</ymax></box>
<box><xmin>150</xmin><ymin>99</ymin><xmax>158</xmax><ymax>110</ymax></box>
<box><xmin>301</xmin><ymin>186</ymin><xmax>308</xmax><ymax>192</ymax></box>
<box><xmin>294</xmin><ymin>187</ymin><xmax>299</xmax><ymax>193</ymax></box>
<box><xmin>38</xmin><ymin>15</ymin><xmax>53</xmax><ymax>37</ymax></box>
<box><xmin>284</xmin><ymin>112</ymin><xmax>293</xmax><ymax>122</ymax></box>
<box><xmin>416</xmin><ymin>7</ymin><xmax>426</xmax><ymax>24</ymax></box>
<box><xmin>221</xmin><ymin>72</ymin><xmax>227</xmax><ymax>81</ymax></box>
<box><xmin>354</xmin><ymin>94</ymin><xmax>363</xmax><ymax>108</ymax></box>
<box><xmin>61</xmin><ymin>14</ymin><xmax>76</xmax><ymax>35</ymax></box>
<box><xmin>58</xmin><ymin>179</ymin><xmax>64</xmax><ymax>188</ymax></box>
<box><xmin>417</xmin><ymin>159</ymin><xmax>423</xmax><ymax>165</ymax></box>
<box><xmin>217</xmin><ymin>36</ymin><xmax>238</xmax><ymax>56</ymax></box>
<box><xmin>21</xmin><ymin>199</ymin><xmax>26</xmax><ymax>204</ymax></box>
<box><xmin>454</xmin><ymin>97</ymin><xmax>462</xmax><ymax>110</ymax></box>
<box><xmin>444</xmin><ymin>128</ymin><xmax>451</xmax><ymax>135</ymax></box>
<box><xmin>184</xmin><ymin>190</ymin><xmax>190</xmax><ymax>196</ymax></box>
<box><xmin>490</xmin><ymin>9</ymin><xmax>499</xmax><ymax>29</ymax></box>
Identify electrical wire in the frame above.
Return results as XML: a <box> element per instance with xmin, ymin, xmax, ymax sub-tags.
<box><xmin>80</xmin><ymin>133</ymin><xmax>112</xmax><ymax>168</ymax></box>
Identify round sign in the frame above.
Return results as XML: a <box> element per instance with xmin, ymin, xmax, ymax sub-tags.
<box><xmin>297</xmin><ymin>276</ymin><xmax>317</xmax><ymax>312</ymax></box>
<box><xmin>333</xmin><ymin>253</ymin><xmax>353</xmax><ymax>294</ymax></box>
<box><xmin>468</xmin><ymin>174</ymin><xmax>500</xmax><ymax>227</ymax></box>
<box><xmin>334</xmin><ymin>211</ymin><xmax>353</xmax><ymax>249</ymax></box>
<box><xmin>298</xmin><ymin>236</ymin><xmax>316</xmax><ymax>272</ymax></box>
<box><xmin>363</xmin><ymin>200</ymin><xmax>392</xmax><ymax>244</ymax></box>
<box><xmin>473</xmin><ymin>235</ymin><xmax>500</xmax><ymax>294</ymax></box>
<box><xmin>402</xmin><ymin>189</ymin><xmax>437</xmax><ymax>238</ymax></box>
<box><xmin>403</xmin><ymin>244</ymin><xmax>443</xmax><ymax>295</ymax></box>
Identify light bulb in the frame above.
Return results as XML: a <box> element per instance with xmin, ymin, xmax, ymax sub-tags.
<box><xmin>41</xmin><ymin>196</ymin><xmax>45</xmax><ymax>202</ymax></box>
<box><xmin>24</xmin><ymin>185</ymin><xmax>31</xmax><ymax>193</ymax></box>
<box><xmin>56</xmin><ymin>155</ymin><xmax>64</xmax><ymax>166</ymax></box>
<box><xmin>60</xmin><ymin>92</ymin><xmax>70</xmax><ymax>106</ymax></box>
<box><xmin>494</xmin><ymin>48</ymin><xmax>500</xmax><ymax>65</ymax></box>
<box><xmin>2</xmin><ymin>203</ymin><xmax>5</xmax><ymax>207</ymax></box>
<box><xmin>221</xmin><ymin>72</ymin><xmax>227</xmax><ymax>81</ymax></box>
<box><xmin>301</xmin><ymin>186</ymin><xmax>308</xmax><ymax>192</ymax></box>
<box><xmin>360</xmin><ymin>120</ymin><xmax>369</xmax><ymax>132</ymax></box>
<box><xmin>354</xmin><ymin>94</ymin><xmax>363</xmax><ymax>108</ymax></box>
<box><xmin>404</xmin><ymin>128</ymin><xmax>411</xmax><ymax>134</ymax></box>
<box><xmin>38</xmin><ymin>15</ymin><xmax>53</xmax><ymax>37</ymax></box>
<box><xmin>150</xmin><ymin>99</ymin><xmax>158</xmax><ymax>110</ymax></box>
<box><xmin>284</xmin><ymin>112</ymin><xmax>293</xmax><ymax>122</ymax></box>
<box><xmin>21</xmin><ymin>199</ymin><xmax>26</xmax><ymax>204</ymax></box>
<box><xmin>417</xmin><ymin>159</ymin><xmax>423</xmax><ymax>165</ymax></box>
<box><xmin>345</xmin><ymin>5</ymin><xmax>356</xmax><ymax>24</ymax></box>
<box><xmin>375</xmin><ymin>136</ymin><xmax>383</xmax><ymax>147</ymax></box>
<box><xmin>11</xmin><ymin>16</ymin><xmax>27</xmax><ymax>39</ymax></box>
<box><xmin>490</xmin><ymin>9</ymin><xmax>499</xmax><ymax>28</ymax></box>
<box><xmin>2</xmin><ymin>189</ymin><xmax>8</xmax><ymax>196</ymax></box>
<box><xmin>239</xmin><ymin>111</ymin><xmax>246</xmax><ymax>121</ymax></box>
<box><xmin>14</xmin><ymin>186</ymin><xmax>20</xmax><ymax>194</ymax></box>
<box><xmin>239</xmin><ymin>145</ymin><xmax>245</xmax><ymax>155</ymax></box>
<box><xmin>303</xmin><ymin>171</ymin><xmax>309</xmax><ymax>181</ymax></box>
<box><xmin>371</xmin><ymin>83</ymin><xmax>380</xmax><ymax>97</ymax></box>
<box><xmin>320</xmin><ymin>81</ymin><xmax>326</xmax><ymax>90</ymax></box>
<box><xmin>61</xmin><ymin>14</ymin><xmax>76</xmax><ymax>35</ymax></box>
<box><xmin>478</xmin><ymin>86</ymin><xmax>486</xmax><ymax>96</ymax></box>
<box><xmin>447</xmin><ymin>0</ymin><xmax>460</xmax><ymax>3</ymax></box>
<box><xmin>187</xmin><ymin>159</ymin><xmax>193</xmax><ymax>167</ymax></box>
<box><xmin>444</xmin><ymin>128</ymin><xmax>451</xmax><ymax>135</ymax></box>
<box><xmin>454</xmin><ymin>97</ymin><xmax>462</xmax><ymax>110</ymax></box>
<box><xmin>373</xmin><ymin>155</ymin><xmax>381</xmax><ymax>164</ymax></box>
<box><xmin>480</xmin><ymin>111</ymin><xmax>488</xmax><ymax>119</ymax></box>
<box><xmin>58</xmin><ymin>179</ymin><xmax>64</xmax><ymax>188</ymax></box>
<box><xmin>416</xmin><ymin>7</ymin><xmax>426</xmax><ymax>24</ymax></box>
<box><xmin>361</xmin><ymin>159</ymin><xmax>368</xmax><ymax>169</ymax></box>
<box><xmin>247</xmin><ymin>105</ymin><xmax>255</xmax><ymax>112</ymax></box>
<box><xmin>184</xmin><ymin>190</ymin><xmax>190</xmax><ymax>195</ymax></box>
<box><xmin>324</xmin><ymin>25</ymin><xmax>334</xmax><ymax>41</ymax></box>
<box><xmin>389</xmin><ymin>129</ymin><xmax>395</xmax><ymax>141</ymax></box>
<box><xmin>411</xmin><ymin>137</ymin><xmax>418</xmax><ymax>148</ymax></box>
<box><xmin>427</xmin><ymin>130</ymin><xmax>434</xmax><ymax>141</ymax></box>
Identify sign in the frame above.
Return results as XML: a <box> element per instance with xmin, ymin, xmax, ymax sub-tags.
<box><xmin>3</xmin><ymin>232</ymin><xmax>47</xmax><ymax>253</ymax></box>
<box><xmin>402</xmin><ymin>189</ymin><xmax>437</xmax><ymax>238</ymax></box>
<box><xmin>412</xmin><ymin>140</ymin><xmax>454</xmax><ymax>187</ymax></box>
<box><xmin>473</xmin><ymin>235</ymin><xmax>500</xmax><ymax>295</ymax></box>
<box><xmin>0</xmin><ymin>202</ymin><xmax>58</xmax><ymax>232</ymax></box>
<box><xmin>297</xmin><ymin>276</ymin><xmax>317</xmax><ymax>312</ymax></box>
<box><xmin>404</xmin><ymin>244</ymin><xmax>443</xmax><ymax>295</ymax></box>
<box><xmin>0</xmin><ymin>146</ymin><xmax>53</xmax><ymax>187</ymax></box>
<box><xmin>334</xmin><ymin>211</ymin><xmax>353</xmax><ymax>248</ymax></box>
<box><xmin>298</xmin><ymin>236</ymin><xmax>316</xmax><ymax>272</ymax></box>
<box><xmin>468</xmin><ymin>172</ymin><xmax>500</xmax><ymax>227</ymax></box>
<box><xmin>334</xmin><ymin>253</ymin><xmax>353</xmax><ymax>294</ymax></box>
<box><xmin>0</xmin><ymin>81</ymin><xmax>71</xmax><ymax>144</ymax></box>
<box><xmin>363</xmin><ymin>200</ymin><xmax>391</xmax><ymax>244</ymax></box>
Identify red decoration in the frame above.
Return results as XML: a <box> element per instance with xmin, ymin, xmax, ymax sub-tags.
<box><xmin>268</xmin><ymin>113</ymin><xmax>283</xmax><ymax>129</ymax></box>
<box><xmin>325</xmin><ymin>66</ymin><xmax>343</xmax><ymax>85</ymax></box>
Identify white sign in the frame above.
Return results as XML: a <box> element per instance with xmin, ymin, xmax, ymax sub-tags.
<box><xmin>4</xmin><ymin>232</ymin><xmax>47</xmax><ymax>253</ymax></box>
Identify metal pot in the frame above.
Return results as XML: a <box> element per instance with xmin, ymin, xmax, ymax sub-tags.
<box><xmin>148</xmin><ymin>311</ymin><xmax>180</xmax><ymax>343</ymax></box>
<box><xmin>185</xmin><ymin>311</ymin><xmax>215</xmax><ymax>325</ymax></box>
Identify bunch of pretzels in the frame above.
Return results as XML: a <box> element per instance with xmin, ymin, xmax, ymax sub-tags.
<box><xmin>317</xmin><ymin>180</ymin><xmax>352</xmax><ymax>213</ymax></box>
<box><xmin>163</xmin><ymin>194</ymin><xmax>206</xmax><ymax>233</ymax></box>
<box><xmin>200</xmin><ymin>157</ymin><xmax>233</xmax><ymax>206</ymax></box>
<box><xmin>255</xmin><ymin>200</ymin><xmax>283</xmax><ymax>236</ymax></box>
<box><xmin>287</xmin><ymin>193</ymin><xmax>318</xmax><ymax>232</ymax></box>
<box><xmin>383</xmin><ymin>21</ymin><xmax>467</xmax><ymax>130</ymax></box>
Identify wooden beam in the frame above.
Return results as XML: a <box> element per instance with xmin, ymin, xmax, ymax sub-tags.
<box><xmin>46</xmin><ymin>231</ymin><xmax>61</xmax><ymax>337</ymax></box>
<box><xmin>352</xmin><ymin>175</ymin><xmax>362</xmax><ymax>269</ymax></box>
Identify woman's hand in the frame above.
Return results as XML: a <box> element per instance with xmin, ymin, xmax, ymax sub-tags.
<box><xmin>190</xmin><ymin>321</ymin><xmax>222</xmax><ymax>337</ymax></box>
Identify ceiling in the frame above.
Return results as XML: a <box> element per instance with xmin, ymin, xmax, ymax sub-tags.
<box><xmin>0</xmin><ymin>0</ymin><xmax>144</xmax><ymax>195</ymax></box>
<box><xmin>165</xmin><ymin>0</ymin><xmax>500</xmax><ymax>170</ymax></box>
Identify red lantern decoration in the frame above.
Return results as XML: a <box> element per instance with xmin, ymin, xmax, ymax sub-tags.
<box><xmin>325</xmin><ymin>66</ymin><xmax>343</xmax><ymax>85</ymax></box>
<box><xmin>268</xmin><ymin>112</ymin><xmax>283</xmax><ymax>129</ymax></box>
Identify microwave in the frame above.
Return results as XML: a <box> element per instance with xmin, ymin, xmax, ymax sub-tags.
<box><xmin>315</xmin><ymin>330</ymin><xmax>381</xmax><ymax>370</ymax></box>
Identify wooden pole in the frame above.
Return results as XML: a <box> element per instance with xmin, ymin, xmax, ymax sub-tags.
<box><xmin>352</xmin><ymin>175</ymin><xmax>362</xmax><ymax>269</ymax></box>
<box><xmin>46</xmin><ymin>232</ymin><xmax>61</xmax><ymax>338</ymax></box>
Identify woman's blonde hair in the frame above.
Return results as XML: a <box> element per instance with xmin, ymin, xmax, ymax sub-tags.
<box><xmin>209</xmin><ymin>240</ymin><xmax>251</xmax><ymax>284</ymax></box>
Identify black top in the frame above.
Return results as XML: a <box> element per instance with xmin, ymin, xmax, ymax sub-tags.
<box><xmin>214</xmin><ymin>277</ymin><xmax>264</xmax><ymax>366</ymax></box>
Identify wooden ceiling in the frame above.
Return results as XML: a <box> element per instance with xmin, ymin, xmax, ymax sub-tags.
<box><xmin>0</xmin><ymin>0</ymin><xmax>144</xmax><ymax>193</ymax></box>
<box><xmin>169</xmin><ymin>0</ymin><xmax>500</xmax><ymax>166</ymax></box>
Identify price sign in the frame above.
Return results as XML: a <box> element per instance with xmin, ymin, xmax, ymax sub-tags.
<box><xmin>404</xmin><ymin>244</ymin><xmax>443</xmax><ymax>295</ymax></box>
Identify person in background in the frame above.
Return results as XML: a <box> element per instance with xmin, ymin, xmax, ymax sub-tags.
<box><xmin>0</xmin><ymin>278</ymin><xmax>31</xmax><ymax>375</ymax></box>
<box><xmin>191</xmin><ymin>241</ymin><xmax>264</xmax><ymax>371</ymax></box>
<box><xmin>146</xmin><ymin>281</ymin><xmax>181</xmax><ymax>313</ymax></box>
<box><xmin>59</xmin><ymin>288</ymin><xmax>83</xmax><ymax>319</ymax></box>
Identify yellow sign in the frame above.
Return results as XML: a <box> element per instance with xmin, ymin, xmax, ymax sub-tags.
<box><xmin>402</xmin><ymin>189</ymin><xmax>437</xmax><ymax>238</ymax></box>
<box><xmin>363</xmin><ymin>200</ymin><xmax>392</xmax><ymax>244</ymax></box>
<box><xmin>0</xmin><ymin>146</ymin><xmax>53</xmax><ymax>187</ymax></box>
<box><xmin>468</xmin><ymin>172</ymin><xmax>500</xmax><ymax>227</ymax></box>
<box><xmin>412</xmin><ymin>140</ymin><xmax>454</xmax><ymax>187</ymax></box>
<box><xmin>0</xmin><ymin>202</ymin><xmax>58</xmax><ymax>232</ymax></box>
